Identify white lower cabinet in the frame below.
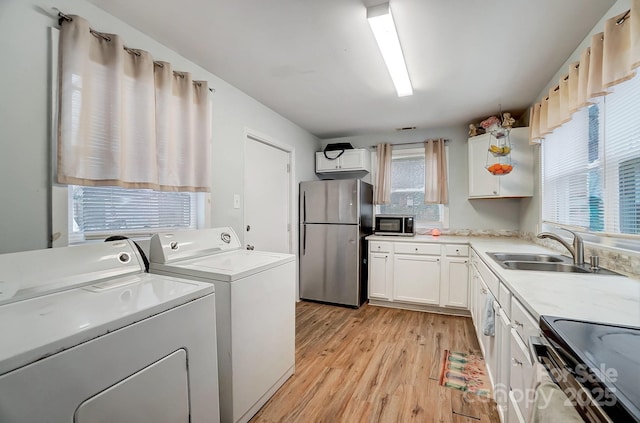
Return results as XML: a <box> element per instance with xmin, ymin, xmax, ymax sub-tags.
<box><xmin>393</xmin><ymin>254</ymin><xmax>440</xmax><ymax>305</ymax></box>
<box><xmin>476</xmin><ymin>279</ymin><xmax>498</xmax><ymax>384</ymax></box>
<box><xmin>441</xmin><ymin>256</ymin><xmax>469</xmax><ymax>308</ymax></box>
<box><xmin>496</xmin><ymin>308</ymin><xmax>511</xmax><ymax>421</ymax></box>
<box><xmin>369</xmin><ymin>252</ymin><xmax>392</xmax><ymax>300</ymax></box>
<box><xmin>367</xmin><ymin>241</ymin><xmax>469</xmax><ymax>311</ymax></box>
<box><xmin>467</xmin><ymin>248</ymin><xmax>541</xmax><ymax>423</ymax></box>
<box><xmin>509</xmin><ymin>329</ymin><xmax>535</xmax><ymax>422</ymax></box>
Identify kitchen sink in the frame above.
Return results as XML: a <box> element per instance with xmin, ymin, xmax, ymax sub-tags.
<box><xmin>488</xmin><ymin>253</ymin><xmax>567</xmax><ymax>263</ymax></box>
<box><xmin>487</xmin><ymin>252</ymin><xmax>620</xmax><ymax>275</ymax></box>
<box><xmin>501</xmin><ymin>261</ymin><xmax>590</xmax><ymax>273</ymax></box>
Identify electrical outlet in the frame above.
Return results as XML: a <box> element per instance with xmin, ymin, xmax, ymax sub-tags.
<box><xmin>233</xmin><ymin>194</ymin><xmax>240</xmax><ymax>209</ymax></box>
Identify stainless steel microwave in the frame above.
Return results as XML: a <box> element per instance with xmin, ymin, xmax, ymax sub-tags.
<box><xmin>374</xmin><ymin>215</ymin><xmax>415</xmax><ymax>236</ymax></box>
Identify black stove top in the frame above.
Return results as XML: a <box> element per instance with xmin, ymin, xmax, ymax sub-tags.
<box><xmin>540</xmin><ymin>316</ymin><xmax>640</xmax><ymax>422</ymax></box>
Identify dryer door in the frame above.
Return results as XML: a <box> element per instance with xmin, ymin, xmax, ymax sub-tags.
<box><xmin>75</xmin><ymin>349</ymin><xmax>189</xmax><ymax>423</ymax></box>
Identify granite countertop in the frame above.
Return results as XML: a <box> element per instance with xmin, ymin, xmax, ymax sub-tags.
<box><xmin>365</xmin><ymin>235</ymin><xmax>640</xmax><ymax>327</ymax></box>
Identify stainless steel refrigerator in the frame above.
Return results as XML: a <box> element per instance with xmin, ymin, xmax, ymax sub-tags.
<box><xmin>299</xmin><ymin>179</ymin><xmax>373</xmax><ymax>307</ymax></box>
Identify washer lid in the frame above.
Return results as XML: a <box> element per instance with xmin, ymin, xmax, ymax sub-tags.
<box><xmin>0</xmin><ymin>273</ymin><xmax>213</xmax><ymax>376</ymax></box>
<box><xmin>152</xmin><ymin>250</ymin><xmax>295</xmax><ymax>282</ymax></box>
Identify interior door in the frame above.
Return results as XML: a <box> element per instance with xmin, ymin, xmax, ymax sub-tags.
<box><xmin>244</xmin><ymin>136</ymin><xmax>291</xmax><ymax>253</ymax></box>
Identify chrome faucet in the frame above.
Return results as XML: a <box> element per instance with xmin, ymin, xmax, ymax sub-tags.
<box><xmin>537</xmin><ymin>230</ymin><xmax>584</xmax><ymax>265</ymax></box>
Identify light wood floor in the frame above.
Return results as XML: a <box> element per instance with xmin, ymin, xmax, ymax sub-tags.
<box><xmin>251</xmin><ymin>301</ymin><xmax>500</xmax><ymax>423</ymax></box>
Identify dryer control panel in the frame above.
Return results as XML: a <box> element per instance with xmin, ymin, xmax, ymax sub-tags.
<box><xmin>149</xmin><ymin>227</ymin><xmax>242</xmax><ymax>264</ymax></box>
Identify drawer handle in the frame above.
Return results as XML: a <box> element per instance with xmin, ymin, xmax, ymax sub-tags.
<box><xmin>415</xmin><ymin>247</ymin><xmax>418</xmax><ymax>251</ymax></box>
<box><xmin>512</xmin><ymin>358</ymin><xmax>523</xmax><ymax>367</ymax></box>
<box><xmin>513</xmin><ymin>320</ymin><xmax>523</xmax><ymax>329</ymax></box>
<box><xmin>377</xmin><ymin>245</ymin><xmax>381</xmax><ymax>250</ymax></box>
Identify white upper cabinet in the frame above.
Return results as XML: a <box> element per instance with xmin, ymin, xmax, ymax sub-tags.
<box><xmin>468</xmin><ymin>127</ymin><xmax>534</xmax><ymax>198</ymax></box>
<box><xmin>316</xmin><ymin>149</ymin><xmax>371</xmax><ymax>173</ymax></box>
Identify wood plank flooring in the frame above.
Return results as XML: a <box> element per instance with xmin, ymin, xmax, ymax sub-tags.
<box><xmin>251</xmin><ymin>301</ymin><xmax>500</xmax><ymax>423</ymax></box>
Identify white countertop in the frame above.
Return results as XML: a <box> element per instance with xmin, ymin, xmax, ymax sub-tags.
<box><xmin>366</xmin><ymin>235</ymin><xmax>640</xmax><ymax>327</ymax></box>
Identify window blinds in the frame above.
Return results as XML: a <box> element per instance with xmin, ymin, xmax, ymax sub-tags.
<box><xmin>69</xmin><ymin>186</ymin><xmax>197</xmax><ymax>241</ymax></box>
<box><xmin>542</xmin><ymin>72</ymin><xmax>640</xmax><ymax>236</ymax></box>
<box><xmin>603</xmin><ymin>72</ymin><xmax>640</xmax><ymax>234</ymax></box>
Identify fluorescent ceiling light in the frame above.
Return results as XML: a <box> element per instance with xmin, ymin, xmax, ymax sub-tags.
<box><xmin>367</xmin><ymin>3</ymin><xmax>413</xmax><ymax>97</ymax></box>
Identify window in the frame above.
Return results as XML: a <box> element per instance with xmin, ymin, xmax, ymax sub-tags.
<box><xmin>542</xmin><ymin>72</ymin><xmax>640</xmax><ymax>238</ymax></box>
<box><xmin>377</xmin><ymin>148</ymin><xmax>448</xmax><ymax>229</ymax></box>
<box><xmin>49</xmin><ymin>27</ymin><xmax>207</xmax><ymax>246</ymax></box>
<box><xmin>69</xmin><ymin>186</ymin><xmax>201</xmax><ymax>242</ymax></box>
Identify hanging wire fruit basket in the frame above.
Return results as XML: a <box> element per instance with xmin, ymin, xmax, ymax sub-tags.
<box><xmin>485</xmin><ymin>127</ymin><xmax>513</xmax><ymax>175</ymax></box>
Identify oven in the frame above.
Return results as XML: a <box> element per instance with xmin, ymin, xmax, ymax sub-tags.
<box><xmin>529</xmin><ymin>316</ymin><xmax>640</xmax><ymax>423</ymax></box>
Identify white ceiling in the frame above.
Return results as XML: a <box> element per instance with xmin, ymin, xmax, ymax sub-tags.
<box><xmin>88</xmin><ymin>0</ymin><xmax>616</xmax><ymax>139</ymax></box>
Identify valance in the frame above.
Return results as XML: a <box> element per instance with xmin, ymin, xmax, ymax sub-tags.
<box><xmin>530</xmin><ymin>4</ymin><xmax>638</xmax><ymax>142</ymax></box>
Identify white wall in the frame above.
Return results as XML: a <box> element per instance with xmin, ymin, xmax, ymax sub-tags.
<box><xmin>0</xmin><ymin>0</ymin><xmax>319</xmax><ymax>254</ymax></box>
<box><xmin>519</xmin><ymin>0</ymin><xmax>630</xmax><ymax>234</ymax></box>
<box><xmin>322</xmin><ymin>125</ymin><xmax>523</xmax><ymax>231</ymax></box>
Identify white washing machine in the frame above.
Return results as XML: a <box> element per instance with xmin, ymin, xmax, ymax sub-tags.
<box><xmin>149</xmin><ymin>227</ymin><xmax>296</xmax><ymax>423</ymax></box>
<box><xmin>0</xmin><ymin>240</ymin><xmax>219</xmax><ymax>423</ymax></box>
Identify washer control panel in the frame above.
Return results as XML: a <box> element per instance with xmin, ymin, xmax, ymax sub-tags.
<box><xmin>149</xmin><ymin>227</ymin><xmax>242</xmax><ymax>264</ymax></box>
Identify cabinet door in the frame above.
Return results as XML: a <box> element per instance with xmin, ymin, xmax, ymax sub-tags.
<box><xmin>315</xmin><ymin>152</ymin><xmax>340</xmax><ymax>172</ymax></box>
<box><xmin>509</xmin><ymin>329</ymin><xmax>535</xmax><ymax>421</ymax></box>
<box><xmin>468</xmin><ymin>135</ymin><xmax>500</xmax><ymax>198</ymax></box>
<box><xmin>499</xmin><ymin>127</ymin><xmax>534</xmax><ymax>197</ymax></box>
<box><xmin>476</xmin><ymin>278</ymin><xmax>498</xmax><ymax>386</ymax></box>
<box><xmin>369</xmin><ymin>252</ymin><xmax>391</xmax><ymax>300</ymax></box>
<box><xmin>441</xmin><ymin>257</ymin><xmax>469</xmax><ymax>308</ymax></box>
<box><xmin>393</xmin><ymin>255</ymin><xmax>440</xmax><ymax>305</ymax></box>
<box><xmin>496</xmin><ymin>308</ymin><xmax>511</xmax><ymax>419</ymax></box>
<box><xmin>339</xmin><ymin>150</ymin><xmax>365</xmax><ymax>170</ymax></box>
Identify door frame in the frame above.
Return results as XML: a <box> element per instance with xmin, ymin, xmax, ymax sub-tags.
<box><xmin>243</xmin><ymin>128</ymin><xmax>295</xmax><ymax>254</ymax></box>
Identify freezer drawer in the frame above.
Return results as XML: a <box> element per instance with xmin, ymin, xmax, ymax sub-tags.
<box><xmin>299</xmin><ymin>224</ymin><xmax>360</xmax><ymax>306</ymax></box>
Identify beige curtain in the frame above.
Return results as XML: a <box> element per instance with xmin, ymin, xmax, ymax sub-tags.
<box><xmin>424</xmin><ymin>139</ymin><xmax>448</xmax><ymax>204</ymax></box>
<box><xmin>633</xmin><ymin>0</ymin><xmax>640</xmax><ymax>68</ymax></box>
<box><xmin>58</xmin><ymin>15</ymin><xmax>211</xmax><ymax>192</ymax></box>
<box><xmin>529</xmin><ymin>2</ymin><xmax>640</xmax><ymax>142</ymax></box>
<box><xmin>374</xmin><ymin>143</ymin><xmax>392</xmax><ymax>204</ymax></box>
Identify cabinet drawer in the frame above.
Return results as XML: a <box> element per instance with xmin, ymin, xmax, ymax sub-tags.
<box><xmin>444</xmin><ymin>245</ymin><xmax>469</xmax><ymax>257</ymax></box>
<box><xmin>476</xmin><ymin>257</ymin><xmax>499</xmax><ymax>297</ymax></box>
<box><xmin>394</xmin><ymin>243</ymin><xmax>441</xmax><ymax>255</ymax></box>
<box><xmin>510</xmin><ymin>330</ymin><xmax>534</xmax><ymax>422</ymax></box>
<box><xmin>499</xmin><ymin>283</ymin><xmax>511</xmax><ymax>318</ymax></box>
<box><xmin>369</xmin><ymin>241</ymin><xmax>392</xmax><ymax>253</ymax></box>
<box><xmin>511</xmin><ymin>298</ymin><xmax>539</xmax><ymax>346</ymax></box>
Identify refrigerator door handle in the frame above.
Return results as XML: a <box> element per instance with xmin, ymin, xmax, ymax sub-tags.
<box><xmin>303</xmin><ymin>224</ymin><xmax>306</xmax><ymax>255</ymax></box>
<box><xmin>303</xmin><ymin>191</ymin><xmax>306</xmax><ymax>222</ymax></box>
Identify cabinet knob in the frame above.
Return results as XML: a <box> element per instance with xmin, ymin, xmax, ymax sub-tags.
<box><xmin>481</xmin><ymin>288</ymin><xmax>487</xmax><ymax>294</ymax></box>
<box><xmin>493</xmin><ymin>190</ymin><xmax>498</xmax><ymax>195</ymax></box>
<box><xmin>512</xmin><ymin>358</ymin><xmax>523</xmax><ymax>367</ymax></box>
<box><xmin>415</xmin><ymin>247</ymin><xmax>418</xmax><ymax>251</ymax></box>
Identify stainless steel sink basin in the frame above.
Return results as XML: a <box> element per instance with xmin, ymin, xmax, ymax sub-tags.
<box><xmin>487</xmin><ymin>252</ymin><xmax>620</xmax><ymax>275</ymax></box>
<box><xmin>488</xmin><ymin>253</ymin><xmax>567</xmax><ymax>263</ymax></box>
<box><xmin>501</xmin><ymin>261</ymin><xmax>591</xmax><ymax>273</ymax></box>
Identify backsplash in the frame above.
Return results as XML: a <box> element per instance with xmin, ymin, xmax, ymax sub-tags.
<box><xmin>521</xmin><ymin>232</ymin><xmax>640</xmax><ymax>280</ymax></box>
<box><xmin>417</xmin><ymin>229</ymin><xmax>521</xmax><ymax>237</ymax></box>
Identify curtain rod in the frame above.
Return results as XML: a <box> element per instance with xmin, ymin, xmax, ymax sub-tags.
<box><xmin>54</xmin><ymin>8</ymin><xmax>215</xmax><ymax>93</ymax></box>
<box><xmin>370</xmin><ymin>139</ymin><xmax>449</xmax><ymax>148</ymax></box>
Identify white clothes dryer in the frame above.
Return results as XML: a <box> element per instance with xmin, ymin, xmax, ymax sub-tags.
<box><xmin>0</xmin><ymin>240</ymin><xmax>219</xmax><ymax>423</ymax></box>
<box><xmin>149</xmin><ymin>227</ymin><xmax>296</xmax><ymax>423</ymax></box>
